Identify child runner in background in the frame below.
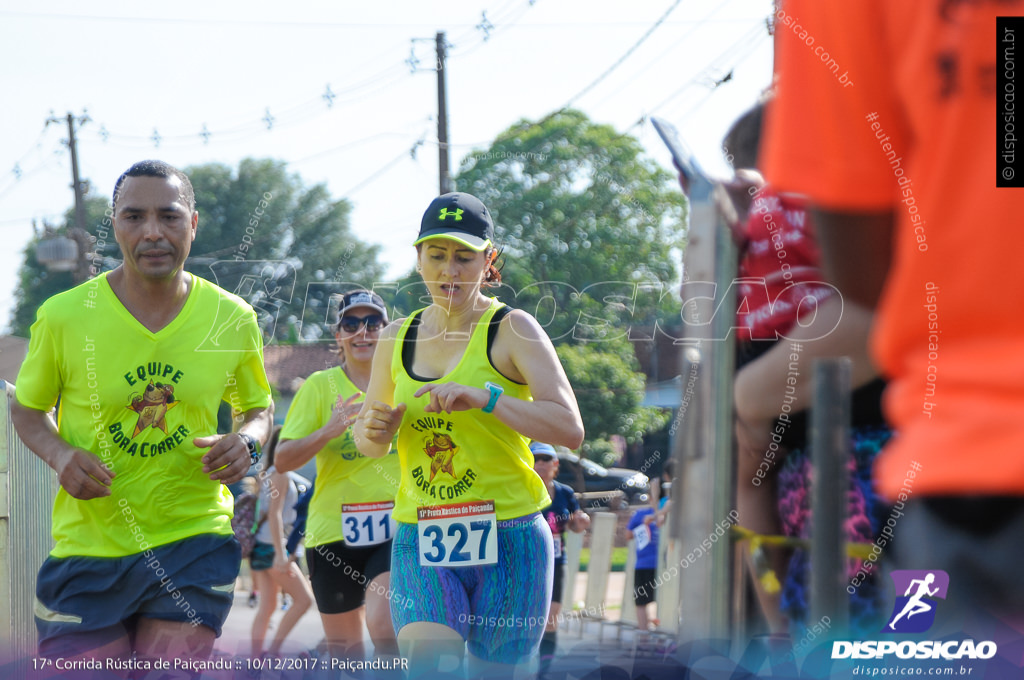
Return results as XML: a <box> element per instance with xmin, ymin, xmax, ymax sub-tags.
<box><xmin>249</xmin><ymin>428</ymin><xmax>315</xmax><ymax>657</ymax></box>
<box><xmin>626</xmin><ymin>505</ymin><xmax>660</xmax><ymax>632</ymax></box>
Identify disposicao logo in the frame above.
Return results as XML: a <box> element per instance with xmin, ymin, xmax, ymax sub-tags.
<box><xmin>832</xmin><ymin>569</ymin><xmax>997</xmax><ymax>661</ymax></box>
<box><xmin>884</xmin><ymin>570</ymin><xmax>948</xmax><ymax>634</ymax></box>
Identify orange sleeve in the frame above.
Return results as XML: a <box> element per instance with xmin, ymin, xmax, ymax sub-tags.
<box><xmin>763</xmin><ymin>0</ymin><xmax>908</xmax><ymax>211</ymax></box>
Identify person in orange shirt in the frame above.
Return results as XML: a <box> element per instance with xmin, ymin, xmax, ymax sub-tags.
<box><xmin>764</xmin><ymin>0</ymin><xmax>1024</xmax><ymax>619</ymax></box>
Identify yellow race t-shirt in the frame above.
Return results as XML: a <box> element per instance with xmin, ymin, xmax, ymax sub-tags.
<box><xmin>279</xmin><ymin>366</ymin><xmax>400</xmax><ymax>548</ymax></box>
<box><xmin>16</xmin><ymin>272</ymin><xmax>272</xmax><ymax>558</ymax></box>
<box><xmin>391</xmin><ymin>299</ymin><xmax>549</xmax><ymax>523</ymax></box>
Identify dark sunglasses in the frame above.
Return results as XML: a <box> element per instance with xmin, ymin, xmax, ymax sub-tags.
<box><xmin>338</xmin><ymin>314</ymin><xmax>385</xmax><ymax>333</ymax></box>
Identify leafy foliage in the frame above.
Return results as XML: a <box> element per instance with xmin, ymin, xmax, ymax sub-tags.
<box><xmin>454</xmin><ymin>109</ymin><xmax>686</xmax><ymax>343</ymax></box>
<box><xmin>10</xmin><ymin>159</ymin><xmax>385</xmax><ymax>344</ymax></box>
<box><xmin>557</xmin><ymin>338</ymin><xmax>670</xmax><ymax>456</ymax></box>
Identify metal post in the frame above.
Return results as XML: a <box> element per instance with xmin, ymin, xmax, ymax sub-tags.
<box><xmin>810</xmin><ymin>358</ymin><xmax>850</xmax><ymax>631</ymax></box>
<box><xmin>435</xmin><ymin>32</ymin><xmax>452</xmax><ymax>195</ymax></box>
<box><xmin>670</xmin><ymin>176</ymin><xmax>736</xmax><ymax>644</ymax></box>
<box><xmin>0</xmin><ymin>382</ymin><xmax>58</xmax><ymax>669</ymax></box>
<box><xmin>584</xmin><ymin>512</ymin><xmax>616</xmax><ymax>613</ymax></box>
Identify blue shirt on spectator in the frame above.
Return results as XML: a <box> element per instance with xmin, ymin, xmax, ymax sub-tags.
<box><xmin>628</xmin><ymin>507</ymin><xmax>659</xmax><ymax>569</ymax></box>
<box><xmin>541</xmin><ymin>480</ymin><xmax>580</xmax><ymax>565</ymax></box>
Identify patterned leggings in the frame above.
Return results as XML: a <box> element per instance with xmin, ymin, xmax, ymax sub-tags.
<box><xmin>390</xmin><ymin>512</ymin><xmax>553</xmax><ymax>664</ymax></box>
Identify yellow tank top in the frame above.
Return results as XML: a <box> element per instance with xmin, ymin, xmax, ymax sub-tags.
<box><xmin>390</xmin><ymin>299</ymin><xmax>549</xmax><ymax>523</ymax></box>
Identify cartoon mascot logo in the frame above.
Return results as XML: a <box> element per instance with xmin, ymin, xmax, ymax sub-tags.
<box><xmin>423</xmin><ymin>432</ymin><xmax>459</xmax><ymax>482</ymax></box>
<box><xmin>128</xmin><ymin>382</ymin><xmax>178</xmax><ymax>437</ymax></box>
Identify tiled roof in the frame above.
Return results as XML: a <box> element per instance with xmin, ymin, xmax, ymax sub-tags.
<box><xmin>263</xmin><ymin>343</ymin><xmax>340</xmax><ymax>394</ymax></box>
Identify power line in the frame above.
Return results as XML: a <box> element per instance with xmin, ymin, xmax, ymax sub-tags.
<box><xmin>648</xmin><ymin>21</ymin><xmax>768</xmax><ymax>117</ymax></box>
<box><xmin>286</xmin><ymin>130</ymin><xmax>425</xmax><ymax>166</ymax></box>
<box><xmin>0</xmin><ymin>10</ymin><xmax>515</xmax><ymax>29</ymax></box>
<box><xmin>560</xmin><ymin>0</ymin><xmax>685</xmax><ymax>111</ymax></box>
<box><xmin>486</xmin><ymin>0</ymin><xmax>691</xmax><ymax>150</ymax></box>
<box><xmin>73</xmin><ymin>0</ymin><xmax>538</xmax><ymax>152</ymax></box>
<box><xmin>341</xmin><ymin>139</ymin><xmax>424</xmax><ymax>198</ymax></box>
<box><xmin>584</xmin><ymin>0</ymin><xmax>748</xmax><ymax>112</ymax></box>
<box><xmin>0</xmin><ymin>125</ymin><xmax>61</xmax><ymax>193</ymax></box>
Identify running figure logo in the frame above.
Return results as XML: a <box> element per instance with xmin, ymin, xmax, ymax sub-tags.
<box><xmin>884</xmin><ymin>570</ymin><xmax>949</xmax><ymax>633</ymax></box>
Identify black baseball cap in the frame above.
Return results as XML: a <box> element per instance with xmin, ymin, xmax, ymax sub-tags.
<box><xmin>414</xmin><ymin>192</ymin><xmax>494</xmax><ymax>252</ymax></box>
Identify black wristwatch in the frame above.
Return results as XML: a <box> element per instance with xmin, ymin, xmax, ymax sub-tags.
<box><xmin>239</xmin><ymin>433</ymin><xmax>262</xmax><ymax>467</ymax></box>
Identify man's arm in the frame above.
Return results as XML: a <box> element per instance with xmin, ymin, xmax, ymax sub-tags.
<box><xmin>193</xmin><ymin>405</ymin><xmax>274</xmax><ymax>485</ymax></box>
<box><xmin>10</xmin><ymin>401</ymin><xmax>114</xmax><ymax>500</ymax></box>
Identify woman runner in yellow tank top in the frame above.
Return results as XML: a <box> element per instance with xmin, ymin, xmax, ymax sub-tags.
<box><xmin>354</xmin><ymin>193</ymin><xmax>584</xmax><ymax>676</ymax></box>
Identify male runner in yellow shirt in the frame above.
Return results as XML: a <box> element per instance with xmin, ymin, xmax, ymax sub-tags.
<box><xmin>12</xmin><ymin>160</ymin><xmax>273</xmax><ymax>667</ymax></box>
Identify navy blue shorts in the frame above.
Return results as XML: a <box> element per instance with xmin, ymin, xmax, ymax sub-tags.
<box><xmin>35</xmin><ymin>534</ymin><xmax>240</xmax><ymax>657</ymax></box>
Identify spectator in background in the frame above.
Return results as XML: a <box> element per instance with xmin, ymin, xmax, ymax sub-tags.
<box><xmin>764</xmin><ymin>1</ymin><xmax>1024</xmax><ymax>623</ymax></box>
<box><xmin>531</xmin><ymin>441</ymin><xmax>590</xmax><ymax>672</ymax></box>
<box><xmin>250</xmin><ymin>427</ymin><xmax>314</xmax><ymax>657</ymax></box>
<box><xmin>275</xmin><ymin>290</ymin><xmax>400</xmax><ymax>659</ymax></box>
<box><xmin>233</xmin><ymin>476</ymin><xmax>260</xmax><ymax>606</ymax></box>
<box><xmin>627</xmin><ymin>503</ymin><xmax>660</xmax><ymax>633</ymax></box>
<box><xmin>719</xmin><ymin>101</ymin><xmax>888</xmax><ymax>636</ymax></box>
<box><xmin>655</xmin><ymin>459</ymin><xmax>675</xmax><ymax>527</ymax></box>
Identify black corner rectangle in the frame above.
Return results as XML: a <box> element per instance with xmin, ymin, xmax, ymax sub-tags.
<box><xmin>997</xmin><ymin>17</ymin><xmax>1024</xmax><ymax>187</ymax></box>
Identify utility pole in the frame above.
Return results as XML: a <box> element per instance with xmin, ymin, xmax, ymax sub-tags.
<box><xmin>66</xmin><ymin>112</ymin><xmax>88</xmax><ymax>238</ymax></box>
<box><xmin>436</xmin><ymin>31</ymin><xmax>452</xmax><ymax>195</ymax></box>
<box><xmin>45</xmin><ymin>111</ymin><xmax>93</xmax><ymax>283</ymax></box>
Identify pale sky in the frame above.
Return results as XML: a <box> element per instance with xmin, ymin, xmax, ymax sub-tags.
<box><xmin>0</xmin><ymin>0</ymin><xmax>774</xmax><ymax>334</ymax></box>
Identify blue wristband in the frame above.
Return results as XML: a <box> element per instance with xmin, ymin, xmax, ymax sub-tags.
<box><xmin>481</xmin><ymin>381</ymin><xmax>504</xmax><ymax>414</ymax></box>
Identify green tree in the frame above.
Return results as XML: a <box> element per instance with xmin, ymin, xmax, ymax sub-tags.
<box><xmin>185</xmin><ymin>159</ymin><xmax>385</xmax><ymax>344</ymax></box>
<box><xmin>452</xmin><ymin>110</ymin><xmax>682</xmax><ymax>459</ymax></box>
<box><xmin>557</xmin><ymin>338</ymin><xmax>670</xmax><ymax>464</ymax></box>
<box><xmin>9</xmin><ymin>159</ymin><xmax>385</xmax><ymax>344</ymax></box>
<box><xmin>186</xmin><ymin>158</ymin><xmax>293</xmax><ymax>262</ymax></box>
<box><xmin>10</xmin><ymin>194</ymin><xmax>113</xmax><ymax>337</ymax></box>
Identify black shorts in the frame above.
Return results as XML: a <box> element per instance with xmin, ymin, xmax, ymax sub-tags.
<box><xmin>306</xmin><ymin>539</ymin><xmax>392</xmax><ymax>614</ymax></box>
<box><xmin>633</xmin><ymin>568</ymin><xmax>657</xmax><ymax>606</ymax></box>
<box><xmin>551</xmin><ymin>562</ymin><xmax>566</xmax><ymax>604</ymax></box>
